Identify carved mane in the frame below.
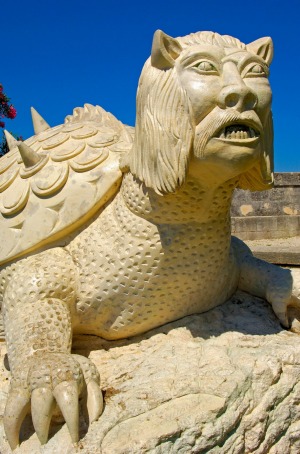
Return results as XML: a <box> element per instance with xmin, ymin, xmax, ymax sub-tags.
<box><xmin>125</xmin><ymin>31</ymin><xmax>274</xmax><ymax>194</ymax></box>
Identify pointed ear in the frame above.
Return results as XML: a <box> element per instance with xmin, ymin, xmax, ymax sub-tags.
<box><xmin>247</xmin><ymin>37</ymin><xmax>273</xmax><ymax>65</ymax></box>
<box><xmin>151</xmin><ymin>30</ymin><xmax>182</xmax><ymax>70</ymax></box>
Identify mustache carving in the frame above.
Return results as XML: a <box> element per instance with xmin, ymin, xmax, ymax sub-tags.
<box><xmin>194</xmin><ymin>107</ymin><xmax>264</xmax><ymax>158</ymax></box>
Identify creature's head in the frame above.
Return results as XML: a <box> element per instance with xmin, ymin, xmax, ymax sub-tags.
<box><xmin>125</xmin><ymin>29</ymin><xmax>274</xmax><ymax>194</ymax></box>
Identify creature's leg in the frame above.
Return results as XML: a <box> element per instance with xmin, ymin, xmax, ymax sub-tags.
<box><xmin>232</xmin><ymin>236</ymin><xmax>300</xmax><ymax>327</ymax></box>
<box><xmin>2</xmin><ymin>248</ymin><xmax>103</xmax><ymax>450</ymax></box>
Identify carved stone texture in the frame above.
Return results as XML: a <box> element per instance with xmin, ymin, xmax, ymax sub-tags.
<box><xmin>0</xmin><ymin>30</ymin><xmax>299</xmax><ymax>451</ymax></box>
<box><xmin>1</xmin><ymin>289</ymin><xmax>300</xmax><ymax>453</ymax></box>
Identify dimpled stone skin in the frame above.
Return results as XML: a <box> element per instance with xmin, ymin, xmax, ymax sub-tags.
<box><xmin>67</xmin><ymin>173</ymin><xmax>239</xmax><ymax>339</ymax></box>
<box><xmin>1</xmin><ymin>250</ymin><xmax>75</xmax><ymax>364</ymax></box>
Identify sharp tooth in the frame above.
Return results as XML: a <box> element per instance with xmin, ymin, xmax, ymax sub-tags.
<box><xmin>237</xmin><ymin>131</ymin><xmax>242</xmax><ymax>139</ymax></box>
<box><xmin>220</xmin><ymin>129</ymin><xmax>225</xmax><ymax>139</ymax></box>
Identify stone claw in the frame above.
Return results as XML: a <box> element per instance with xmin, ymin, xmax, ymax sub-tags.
<box><xmin>87</xmin><ymin>380</ymin><xmax>104</xmax><ymax>423</ymax></box>
<box><xmin>31</xmin><ymin>387</ymin><xmax>55</xmax><ymax>445</ymax></box>
<box><xmin>3</xmin><ymin>353</ymin><xmax>102</xmax><ymax>450</ymax></box>
<box><xmin>53</xmin><ymin>381</ymin><xmax>80</xmax><ymax>444</ymax></box>
<box><xmin>4</xmin><ymin>388</ymin><xmax>30</xmax><ymax>451</ymax></box>
<box><xmin>271</xmin><ymin>300</ymin><xmax>289</xmax><ymax>327</ymax></box>
<box><xmin>287</xmin><ymin>294</ymin><xmax>300</xmax><ymax>333</ymax></box>
<box><xmin>72</xmin><ymin>354</ymin><xmax>103</xmax><ymax>423</ymax></box>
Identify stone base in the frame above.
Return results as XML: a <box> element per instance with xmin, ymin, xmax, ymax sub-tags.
<box><xmin>1</xmin><ymin>291</ymin><xmax>300</xmax><ymax>453</ymax></box>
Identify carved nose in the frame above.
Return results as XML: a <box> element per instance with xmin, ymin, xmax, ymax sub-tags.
<box><xmin>218</xmin><ymin>84</ymin><xmax>258</xmax><ymax>111</ymax></box>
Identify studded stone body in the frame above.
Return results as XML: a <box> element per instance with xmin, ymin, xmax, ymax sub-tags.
<box><xmin>0</xmin><ymin>172</ymin><xmax>241</xmax><ymax>372</ymax></box>
<box><xmin>68</xmin><ymin>173</ymin><xmax>240</xmax><ymax>338</ymax></box>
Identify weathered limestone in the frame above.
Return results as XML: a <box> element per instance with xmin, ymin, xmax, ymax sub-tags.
<box><xmin>1</xmin><ymin>289</ymin><xmax>300</xmax><ymax>453</ymax></box>
<box><xmin>232</xmin><ymin>172</ymin><xmax>300</xmax><ymax>241</ymax></box>
<box><xmin>0</xmin><ymin>29</ymin><xmax>299</xmax><ymax>451</ymax></box>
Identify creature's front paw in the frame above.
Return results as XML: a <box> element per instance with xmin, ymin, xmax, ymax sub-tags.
<box><xmin>268</xmin><ymin>268</ymin><xmax>300</xmax><ymax>331</ymax></box>
<box><xmin>4</xmin><ymin>352</ymin><xmax>103</xmax><ymax>450</ymax></box>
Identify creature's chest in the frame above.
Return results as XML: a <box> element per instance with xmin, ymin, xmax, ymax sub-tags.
<box><xmin>67</xmin><ymin>196</ymin><xmax>238</xmax><ymax>338</ymax></box>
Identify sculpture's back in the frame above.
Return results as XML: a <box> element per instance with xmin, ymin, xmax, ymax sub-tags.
<box><xmin>0</xmin><ymin>104</ymin><xmax>133</xmax><ymax>265</ymax></box>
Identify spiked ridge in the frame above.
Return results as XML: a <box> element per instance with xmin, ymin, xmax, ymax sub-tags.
<box><xmin>18</xmin><ymin>142</ymin><xmax>42</xmax><ymax>167</ymax></box>
<box><xmin>31</xmin><ymin>107</ymin><xmax>50</xmax><ymax>135</ymax></box>
<box><xmin>4</xmin><ymin>130</ymin><xmax>18</xmax><ymax>151</ymax></box>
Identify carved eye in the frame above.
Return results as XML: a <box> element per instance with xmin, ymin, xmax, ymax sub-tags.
<box><xmin>194</xmin><ymin>61</ymin><xmax>218</xmax><ymax>74</ymax></box>
<box><xmin>245</xmin><ymin>64</ymin><xmax>268</xmax><ymax>77</ymax></box>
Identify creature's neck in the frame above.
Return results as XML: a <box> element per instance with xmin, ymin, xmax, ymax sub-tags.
<box><xmin>120</xmin><ymin>172</ymin><xmax>239</xmax><ymax>225</ymax></box>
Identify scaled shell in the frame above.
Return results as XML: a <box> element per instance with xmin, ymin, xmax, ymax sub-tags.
<box><xmin>0</xmin><ymin>104</ymin><xmax>134</xmax><ymax>265</ymax></box>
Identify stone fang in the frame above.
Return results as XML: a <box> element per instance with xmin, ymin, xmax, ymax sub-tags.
<box><xmin>31</xmin><ymin>107</ymin><xmax>50</xmax><ymax>135</ymax></box>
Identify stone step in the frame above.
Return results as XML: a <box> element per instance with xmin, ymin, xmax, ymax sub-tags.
<box><xmin>244</xmin><ymin>236</ymin><xmax>300</xmax><ymax>265</ymax></box>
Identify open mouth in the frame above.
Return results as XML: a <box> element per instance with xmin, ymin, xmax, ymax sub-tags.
<box><xmin>215</xmin><ymin>124</ymin><xmax>260</xmax><ymax>141</ymax></box>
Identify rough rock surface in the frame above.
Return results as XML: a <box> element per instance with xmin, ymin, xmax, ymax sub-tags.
<box><xmin>1</xmin><ymin>289</ymin><xmax>300</xmax><ymax>454</ymax></box>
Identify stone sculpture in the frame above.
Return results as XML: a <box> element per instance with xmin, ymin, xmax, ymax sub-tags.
<box><xmin>0</xmin><ymin>29</ymin><xmax>299</xmax><ymax>451</ymax></box>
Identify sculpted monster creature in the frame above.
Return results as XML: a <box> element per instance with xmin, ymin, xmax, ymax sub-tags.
<box><xmin>0</xmin><ymin>30</ymin><xmax>300</xmax><ymax>450</ymax></box>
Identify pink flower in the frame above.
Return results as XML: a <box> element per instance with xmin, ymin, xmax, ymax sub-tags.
<box><xmin>0</xmin><ymin>121</ymin><xmax>5</xmax><ymax>128</ymax></box>
<box><xmin>7</xmin><ymin>105</ymin><xmax>17</xmax><ymax>119</ymax></box>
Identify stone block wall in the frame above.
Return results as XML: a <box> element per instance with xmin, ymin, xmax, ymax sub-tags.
<box><xmin>231</xmin><ymin>172</ymin><xmax>300</xmax><ymax>240</ymax></box>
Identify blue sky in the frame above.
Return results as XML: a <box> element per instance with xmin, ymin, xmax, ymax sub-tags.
<box><xmin>2</xmin><ymin>0</ymin><xmax>300</xmax><ymax>171</ymax></box>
